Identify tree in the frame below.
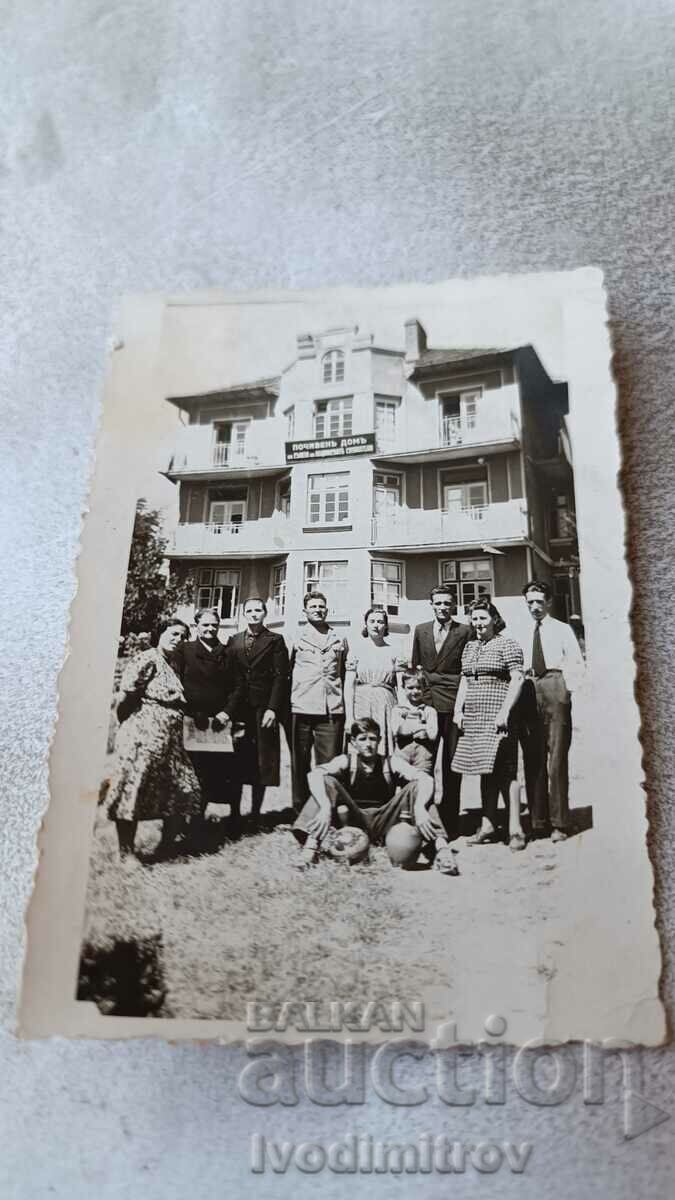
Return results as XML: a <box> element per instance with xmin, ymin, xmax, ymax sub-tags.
<box><xmin>120</xmin><ymin>500</ymin><xmax>193</xmax><ymax>637</ymax></box>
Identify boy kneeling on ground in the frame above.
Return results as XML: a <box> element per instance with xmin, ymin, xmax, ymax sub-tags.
<box><xmin>292</xmin><ymin>717</ymin><xmax>458</xmax><ymax>874</ymax></box>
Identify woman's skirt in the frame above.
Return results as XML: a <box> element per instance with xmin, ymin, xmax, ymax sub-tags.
<box><xmin>451</xmin><ymin>677</ymin><xmax>518</xmax><ymax>777</ymax></box>
<box><xmin>107</xmin><ymin>701</ymin><xmax>202</xmax><ymax>821</ymax></box>
<box><xmin>353</xmin><ymin>683</ymin><xmax>396</xmax><ymax>756</ymax></box>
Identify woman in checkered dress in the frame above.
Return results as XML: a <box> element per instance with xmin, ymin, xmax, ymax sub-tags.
<box><xmin>452</xmin><ymin>599</ymin><xmax>525</xmax><ymax>847</ymax></box>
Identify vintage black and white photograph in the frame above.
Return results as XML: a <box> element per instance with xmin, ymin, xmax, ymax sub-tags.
<box><xmin>21</xmin><ymin>274</ymin><xmax>664</xmax><ymax>1042</ymax></box>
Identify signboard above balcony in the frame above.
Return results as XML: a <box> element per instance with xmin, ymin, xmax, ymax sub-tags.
<box><xmin>285</xmin><ymin>433</ymin><xmax>376</xmax><ymax>463</ymax></box>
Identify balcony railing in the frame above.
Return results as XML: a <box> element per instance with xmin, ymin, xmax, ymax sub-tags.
<box><xmin>212</xmin><ymin>442</ymin><xmax>251</xmax><ymax>467</ymax></box>
<box><xmin>166</xmin><ymin>416</ymin><xmax>288</xmax><ymax>475</ymax></box>
<box><xmin>371</xmin><ymin>500</ymin><xmax>528</xmax><ymax>547</ymax></box>
<box><xmin>170</xmin><ymin>513</ymin><xmax>291</xmax><ymax>556</ymax></box>
<box><xmin>440</xmin><ymin>409</ymin><xmax>521</xmax><ymax>449</ymax></box>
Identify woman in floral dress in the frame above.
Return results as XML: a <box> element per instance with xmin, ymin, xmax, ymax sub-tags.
<box><xmin>344</xmin><ymin>609</ymin><xmax>399</xmax><ymax>756</ymax></box>
<box><xmin>452</xmin><ymin>598</ymin><xmax>526</xmax><ymax>849</ymax></box>
<box><xmin>107</xmin><ymin>618</ymin><xmax>202</xmax><ymax>859</ymax></box>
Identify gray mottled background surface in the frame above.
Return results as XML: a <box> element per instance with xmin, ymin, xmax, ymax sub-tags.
<box><xmin>1</xmin><ymin>1</ymin><xmax>674</xmax><ymax>1195</ymax></box>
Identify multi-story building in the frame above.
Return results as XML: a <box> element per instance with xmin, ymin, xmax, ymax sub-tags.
<box><xmin>163</xmin><ymin>318</ymin><xmax>580</xmax><ymax>652</ymax></box>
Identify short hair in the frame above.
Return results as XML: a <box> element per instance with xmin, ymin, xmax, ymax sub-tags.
<box><xmin>157</xmin><ymin>616</ymin><xmax>190</xmax><ymax>637</ymax></box>
<box><xmin>429</xmin><ymin>586</ymin><xmax>456</xmax><ymax>603</ymax></box>
<box><xmin>402</xmin><ymin>671</ymin><xmax>424</xmax><ymax>687</ymax></box>
<box><xmin>467</xmin><ymin>596</ymin><xmax>506</xmax><ymax>635</ymax></box>
<box><xmin>522</xmin><ymin>579</ymin><xmax>552</xmax><ymax>601</ymax></box>
<box><xmin>350</xmin><ymin>717</ymin><xmax>381</xmax><ymax>740</ymax></box>
<box><xmin>194</xmin><ymin>607</ymin><xmax>220</xmax><ymax>625</ymax></box>
<box><xmin>304</xmin><ymin>591</ymin><xmax>327</xmax><ymax>607</ymax></box>
<box><xmin>243</xmin><ymin>596</ymin><xmax>268</xmax><ymax>615</ymax></box>
<box><xmin>362</xmin><ymin>607</ymin><xmax>389</xmax><ymax>638</ymax></box>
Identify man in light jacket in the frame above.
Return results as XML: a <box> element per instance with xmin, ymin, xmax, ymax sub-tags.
<box><xmin>289</xmin><ymin>592</ymin><xmax>348</xmax><ymax>810</ymax></box>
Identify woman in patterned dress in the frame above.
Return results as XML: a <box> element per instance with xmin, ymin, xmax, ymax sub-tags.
<box><xmin>452</xmin><ymin>599</ymin><xmax>526</xmax><ymax>849</ymax></box>
<box><xmin>107</xmin><ymin>618</ymin><xmax>202</xmax><ymax>859</ymax></box>
<box><xmin>344</xmin><ymin>609</ymin><xmax>399</xmax><ymax>756</ymax></box>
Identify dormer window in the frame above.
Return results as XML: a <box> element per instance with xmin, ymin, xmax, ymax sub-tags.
<box><xmin>322</xmin><ymin>349</ymin><xmax>345</xmax><ymax>384</ymax></box>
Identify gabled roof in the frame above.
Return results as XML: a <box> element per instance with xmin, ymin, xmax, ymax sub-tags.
<box><xmin>166</xmin><ymin>376</ymin><xmax>280</xmax><ymax>409</ymax></box>
<box><xmin>409</xmin><ymin>347</ymin><xmax>513</xmax><ymax>375</ymax></box>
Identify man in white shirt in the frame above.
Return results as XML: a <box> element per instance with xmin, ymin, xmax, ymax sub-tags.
<box><xmin>519</xmin><ymin>580</ymin><xmax>585</xmax><ymax>842</ymax></box>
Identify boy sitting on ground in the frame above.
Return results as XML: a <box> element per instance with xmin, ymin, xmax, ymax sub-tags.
<box><xmin>391</xmin><ymin>670</ymin><xmax>438</xmax><ymax>775</ymax></box>
<box><xmin>292</xmin><ymin>717</ymin><xmax>458</xmax><ymax>874</ymax></box>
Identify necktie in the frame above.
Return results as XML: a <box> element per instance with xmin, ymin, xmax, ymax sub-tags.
<box><xmin>531</xmin><ymin>620</ymin><xmax>547</xmax><ymax>677</ymax></box>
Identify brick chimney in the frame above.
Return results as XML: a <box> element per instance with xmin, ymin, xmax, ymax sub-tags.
<box><xmin>404</xmin><ymin>318</ymin><xmax>427</xmax><ymax>361</ymax></box>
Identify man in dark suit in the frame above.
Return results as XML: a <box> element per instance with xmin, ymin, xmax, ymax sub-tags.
<box><xmin>410</xmin><ymin>586</ymin><xmax>471</xmax><ymax>839</ymax></box>
<box><xmin>177</xmin><ymin>607</ymin><xmax>237</xmax><ymax>820</ymax></box>
<box><xmin>225</xmin><ymin>597</ymin><xmax>290</xmax><ymax>822</ymax></box>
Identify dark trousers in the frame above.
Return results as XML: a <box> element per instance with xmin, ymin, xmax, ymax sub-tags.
<box><xmin>293</xmin><ymin>775</ymin><xmax>444</xmax><ymax>846</ymax></box>
<box><xmin>519</xmin><ymin>674</ymin><xmax>572</xmax><ymax>831</ymax></box>
<box><xmin>436</xmin><ymin>710</ymin><xmax>462</xmax><ymax>839</ymax></box>
<box><xmin>291</xmin><ymin>713</ymin><xmax>345</xmax><ymax>809</ymax></box>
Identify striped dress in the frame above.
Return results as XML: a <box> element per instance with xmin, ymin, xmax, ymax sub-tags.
<box><xmin>451</xmin><ymin>634</ymin><xmax>524</xmax><ymax>776</ymax></box>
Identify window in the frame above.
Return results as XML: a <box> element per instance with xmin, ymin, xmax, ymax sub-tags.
<box><xmin>322</xmin><ymin>349</ymin><xmax>345</xmax><ymax>384</ymax></box>
<box><xmin>442</xmin><ymin>480</ymin><xmax>488</xmax><ymax>516</ymax></box>
<box><xmin>307</xmin><ymin>472</ymin><xmax>350</xmax><ymax>526</ymax></box>
<box><xmin>304</xmin><ymin>561</ymin><xmax>349</xmax><ymax>617</ymax></box>
<box><xmin>207</xmin><ymin>486</ymin><xmax>247</xmax><ymax>531</ymax></box>
<box><xmin>196</xmin><ymin>568</ymin><xmax>240</xmax><ymax>621</ymax></box>
<box><xmin>440</xmin><ymin>389</ymin><xmax>481</xmax><ymax>445</ymax></box>
<box><xmin>186</xmin><ymin>488</ymin><xmax>205</xmax><ymax>523</ymax></box>
<box><xmin>440</xmin><ymin>558</ymin><xmax>493</xmax><ymax>611</ymax></box>
<box><xmin>314</xmin><ymin>396</ymin><xmax>352</xmax><ymax>439</ymax></box>
<box><xmin>212</xmin><ymin>420</ymin><xmax>249</xmax><ymax>466</ymax></box>
<box><xmin>285</xmin><ymin>407</ymin><xmax>295</xmax><ymax>439</ymax></box>
<box><xmin>375</xmin><ymin>398</ymin><xmax>399</xmax><ymax>450</ymax></box>
<box><xmin>277</xmin><ymin>476</ymin><xmax>292</xmax><ymax>517</ymax></box>
<box><xmin>271</xmin><ymin>562</ymin><xmax>287</xmax><ymax>618</ymax></box>
<box><xmin>371</xmin><ymin>560</ymin><xmax>403</xmax><ymax>615</ymax></box>
<box><xmin>550</xmin><ymin>493</ymin><xmax>576</xmax><ymax>540</ymax></box>
<box><xmin>373</xmin><ymin>472</ymin><xmax>401</xmax><ymax>519</ymax></box>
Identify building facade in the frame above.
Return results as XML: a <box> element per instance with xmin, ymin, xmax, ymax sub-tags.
<box><xmin>163</xmin><ymin>319</ymin><xmax>580</xmax><ymax>653</ymax></box>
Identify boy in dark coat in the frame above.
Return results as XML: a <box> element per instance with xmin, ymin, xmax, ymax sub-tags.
<box><xmin>225</xmin><ymin>597</ymin><xmax>290</xmax><ymax>822</ymax></box>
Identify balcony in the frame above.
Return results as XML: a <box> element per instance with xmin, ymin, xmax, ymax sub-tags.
<box><xmin>373</xmin><ymin>387</ymin><xmax>521</xmax><ymax>464</ymax></box>
<box><xmin>169</xmin><ymin>513</ymin><xmax>291</xmax><ymax>558</ymax></box>
<box><xmin>164</xmin><ymin>417</ymin><xmax>288</xmax><ymax>481</ymax></box>
<box><xmin>371</xmin><ymin>500</ymin><xmax>528</xmax><ymax>551</ymax></box>
<box><xmin>440</xmin><ymin>410</ymin><xmax>518</xmax><ymax>448</ymax></box>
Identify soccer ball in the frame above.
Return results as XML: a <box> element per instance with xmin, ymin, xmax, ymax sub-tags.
<box><xmin>324</xmin><ymin>825</ymin><xmax>370</xmax><ymax>865</ymax></box>
<box><xmin>385</xmin><ymin>821</ymin><xmax>423</xmax><ymax>867</ymax></box>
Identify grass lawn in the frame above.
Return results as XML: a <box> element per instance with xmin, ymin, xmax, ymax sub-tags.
<box><xmin>79</xmin><ymin>799</ymin><xmax>457</xmax><ymax>1021</ymax></box>
<box><xmin>78</xmin><ymin>743</ymin><xmax>582</xmax><ymax>1023</ymax></box>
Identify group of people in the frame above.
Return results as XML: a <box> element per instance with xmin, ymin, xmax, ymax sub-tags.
<box><xmin>105</xmin><ymin>580</ymin><xmax>585</xmax><ymax>875</ymax></box>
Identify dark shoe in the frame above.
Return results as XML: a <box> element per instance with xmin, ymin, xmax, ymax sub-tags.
<box><xmin>466</xmin><ymin>829</ymin><xmax>500</xmax><ymax>846</ymax></box>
